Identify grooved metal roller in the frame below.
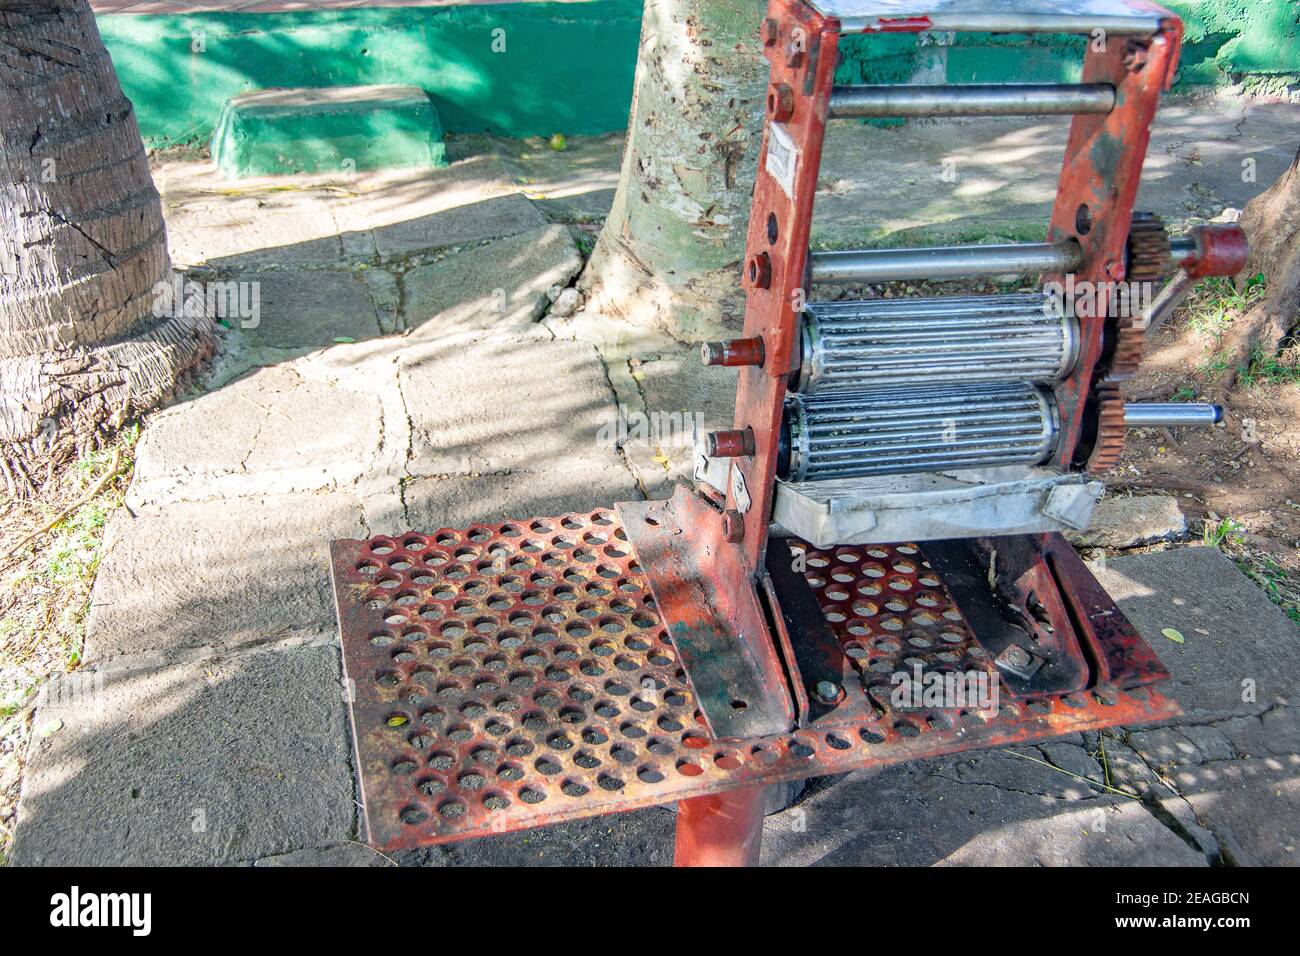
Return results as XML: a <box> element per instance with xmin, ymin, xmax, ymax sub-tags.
<box><xmin>795</xmin><ymin>293</ymin><xmax>1077</xmax><ymax>392</ymax></box>
<box><xmin>781</xmin><ymin>381</ymin><xmax>1058</xmax><ymax>480</ymax></box>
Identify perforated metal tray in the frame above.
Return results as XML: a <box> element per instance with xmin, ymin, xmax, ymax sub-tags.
<box><xmin>331</xmin><ymin>508</ymin><xmax>1178</xmax><ymax>852</ymax></box>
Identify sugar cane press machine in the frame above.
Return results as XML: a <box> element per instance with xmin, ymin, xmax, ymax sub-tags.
<box><xmin>329</xmin><ymin>0</ymin><xmax>1249</xmax><ymax>865</ymax></box>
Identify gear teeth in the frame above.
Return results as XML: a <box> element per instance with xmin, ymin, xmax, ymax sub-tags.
<box><xmin>1126</xmin><ymin>212</ymin><xmax>1172</xmax><ymax>284</ymax></box>
<box><xmin>1085</xmin><ymin>213</ymin><xmax>1171</xmax><ymax>473</ymax></box>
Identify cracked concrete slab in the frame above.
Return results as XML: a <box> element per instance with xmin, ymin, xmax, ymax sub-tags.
<box><xmin>207</xmin><ymin>267</ymin><xmax>397</xmax><ymax>350</ymax></box>
<box><xmin>623</xmin><ymin>346</ymin><xmax>738</xmax><ymax>496</ymax></box>
<box><xmin>400</xmin><ymin>225</ymin><xmax>581</xmax><ymax>337</ymax></box>
<box><xmin>9</xmin><ymin>642</ymin><xmax>353</xmax><ymax>866</ymax></box>
<box><xmin>1175</xmin><ymin>757</ymin><xmax>1300</xmax><ymax>866</ymax></box>
<box><xmin>128</xmin><ymin>363</ymin><xmax>384</xmax><ymax>507</ymax></box>
<box><xmin>1116</xmin><ymin>707</ymin><xmax>1300</xmax><ymax>865</ymax></box>
<box><xmin>397</xmin><ymin>331</ymin><xmax>629</xmax><ymax>480</ymax></box>
<box><xmin>400</xmin><ymin>469</ymin><xmax>641</xmax><ymax>537</ymax></box>
<box><xmin>1090</xmin><ymin>547</ymin><xmax>1300</xmax><ymax>718</ymax></box>
<box><xmin>254</xmin><ymin>843</ymin><xmax>391</xmax><ymax>867</ymax></box>
<box><xmin>85</xmin><ymin>491</ymin><xmax>367</xmax><ymax>664</ymax></box>
<box><xmin>488</xmin><ymin>133</ymin><xmax>624</xmax><ymax>224</ymax></box>
<box><xmin>762</xmin><ymin>750</ymin><xmax>1207</xmax><ymax>866</ymax></box>
<box><xmin>373</xmin><ymin>193</ymin><xmax>548</xmax><ymax>260</ymax></box>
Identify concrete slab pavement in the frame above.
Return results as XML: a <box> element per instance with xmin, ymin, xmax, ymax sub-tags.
<box><xmin>10</xmin><ymin>642</ymin><xmax>354</xmax><ymax>867</ymax></box>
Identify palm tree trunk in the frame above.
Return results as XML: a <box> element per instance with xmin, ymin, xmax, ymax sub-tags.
<box><xmin>577</xmin><ymin>0</ymin><xmax>768</xmax><ymax>341</ymax></box>
<box><xmin>0</xmin><ymin>0</ymin><xmax>211</xmax><ymax>495</ymax></box>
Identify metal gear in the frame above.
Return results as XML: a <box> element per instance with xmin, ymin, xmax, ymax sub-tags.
<box><xmin>1085</xmin><ymin>213</ymin><xmax>1171</xmax><ymax>473</ymax></box>
<box><xmin>1125</xmin><ymin>212</ymin><xmax>1172</xmax><ymax>284</ymax></box>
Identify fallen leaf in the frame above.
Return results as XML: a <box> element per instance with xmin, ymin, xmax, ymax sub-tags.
<box><xmin>39</xmin><ymin>718</ymin><xmax>64</xmax><ymax>737</ymax></box>
<box><xmin>333</xmin><ymin>336</ymin><xmax>356</xmax><ymax>344</ymax></box>
<box><xmin>1161</xmin><ymin>627</ymin><xmax>1185</xmax><ymax>644</ymax></box>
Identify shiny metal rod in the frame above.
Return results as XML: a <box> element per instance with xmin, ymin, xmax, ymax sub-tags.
<box><xmin>1125</xmin><ymin>403</ymin><xmax>1223</xmax><ymax>427</ymax></box>
<box><xmin>829</xmin><ymin>83</ymin><xmax>1114</xmax><ymax>118</ymax></box>
<box><xmin>809</xmin><ymin>242</ymin><xmax>1083</xmax><ymax>284</ymax></box>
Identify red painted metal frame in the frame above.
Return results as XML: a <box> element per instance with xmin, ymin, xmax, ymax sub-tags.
<box><xmin>730</xmin><ymin>0</ymin><xmax>842</xmax><ymax>569</ymax></box>
<box><xmin>1043</xmin><ymin>10</ymin><xmax>1183</xmax><ymax>470</ymax></box>
<box><xmin>329</xmin><ymin>1</ymin><xmax>1197</xmax><ymax>864</ymax></box>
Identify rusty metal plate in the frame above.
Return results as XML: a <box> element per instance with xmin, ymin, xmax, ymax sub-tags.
<box><xmin>617</xmin><ymin>491</ymin><xmax>795</xmax><ymax>740</ymax></box>
<box><xmin>331</xmin><ymin>509</ymin><xmax>1179</xmax><ymax>852</ymax></box>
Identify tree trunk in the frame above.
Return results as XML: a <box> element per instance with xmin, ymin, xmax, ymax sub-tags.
<box><xmin>0</xmin><ymin>0</ymin><xmax>211</xmax><ymax>495</ymax></box>
<box><xmin>577</xmin><ymin>0</ymin><xmax>768</xmax><ymax>341</ymax></box>
<box><xmin>1220</xmin><ymin>145</ymin><xmax>1300</xmax><ymax>389</ymax></box>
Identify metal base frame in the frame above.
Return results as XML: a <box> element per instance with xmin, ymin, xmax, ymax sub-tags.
<box><xmin>330</xmin><ymin>504</ymin><xmax>1178</xmax><ymax>854</ymax></box>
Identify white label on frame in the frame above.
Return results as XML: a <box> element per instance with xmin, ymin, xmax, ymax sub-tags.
<box><xmin>766</xmin><ymin>122</ymin><xmax>799</xmax><ymax>201</ymax></box>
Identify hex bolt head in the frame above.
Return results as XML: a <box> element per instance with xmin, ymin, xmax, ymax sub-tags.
<box><xmin>813</xmin><ymin>680</ymin><xmax>842</xmax><ymax>704</ymax></box>
<box><xmin>1004</xmin><ymin>645</ymin><xmax>1032</xmax><ymax>668</ymax></box>
<box><xmin>721</xmin><ymin>509</ymin><xmax>744</xmax><ymax>543</ymax></box>
<box><xmin>762</xmin><ymin>17</ymin><xmax>780</xmax><ymax>47</ymax></box>
<box><xmin>748</xmin><ymin>252</ymin><xmax>773</xmax><ymax>289</ymax></box>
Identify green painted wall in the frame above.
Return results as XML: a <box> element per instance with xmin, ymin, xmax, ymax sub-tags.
<box><xmin>98</xmin><ymin>1</ymin><xmax>643</xmax><ymax>147</ymax></box>
<box><xmin>100</xmin><ymin>0</ymin><xmax>1296</xmax><ymax>149</ymax></box>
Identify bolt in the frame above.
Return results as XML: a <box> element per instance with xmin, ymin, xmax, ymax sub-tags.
<box><xmin>748</xmin><ymin>252</ymin><xmax>773</xmax><ymax>289</ymax></box>
<box><xmin>762</xmin><ymin>17</ymin><xmax>780</xmax><ymax>47</ymax></box>
<box><xmin>1004</xmin><ymin>645</ymin><xmax>1032</xmax><ymax>668</ymax></box>
<box><xmin>701</xmin><ymin>337</ymin><xmax>765</xmax><ymax>368</ymax></box>
<box><xmin>721</xmin><ymin>509</ymin><xmax>744</xmax><ymax>543</ymax></box>
<box><xmin>706</xmin><ymin>428</ymin><xmax>756</xmax><ymax>458</ymax></box>
<box><xmin>813</xmin><ymin>680</ymin><xmax>842</xmax><ymax>704</ymax></box>
<box><xmin>767</xmin><ymin>82</ymin><xmax>795</xmax><ymax>122</ymax></box>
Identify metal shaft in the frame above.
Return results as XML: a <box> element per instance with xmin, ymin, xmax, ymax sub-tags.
<box><xmin>1124</xmin><ymin>403</ymin><xmax>1223</xmax><ymax>427</ymax></box>
<box><xmin>809</xmin><ymin>242</ymin><xmax>1083</xmax><ymax>284</ymax></box>
<box><xmin>782</xmin><ymin>383</ymin><xmax>1057</xmax><ymax>481</ymax></box>
<box><xmin>798</xmin><ymin>293</ymin><xmax>1076</xmax><ymax>391</ymax></box>
<box><xmin>829</xmin><ymin>83</ymin><xmax>1114</xmax><ymax>118</ymax></box>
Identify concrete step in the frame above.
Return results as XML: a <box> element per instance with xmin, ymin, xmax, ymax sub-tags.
<box><xmin>211</xmin><ymin>84</ymin><xmax>446</xmax><ymax>179</ymax></box>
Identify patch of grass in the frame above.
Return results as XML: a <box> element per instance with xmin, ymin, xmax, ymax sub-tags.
<box><xmin>1169</xmin><ymin>384</ymin><xmax>1197</xmax><ymax>402</ymax></box>
<box><xmin>0</xmin><ymin>423</ymin><xmax>140</xmax><ymax>863</ymax></box>
<box><xmin>1202</xmin><ymin>514</ymin><xmax>1244</xmax><ymax>548</ymax></box>
<box><xmin>1185</xmin><ymin>273</ymin><xmax>1266</xmax><ymax>338</ymax></box>
<box><xmin>1237</xmin><ymin>556</ymin><xmax>1300</xmax><ymax>626</ymax></box>
<box><xmin>1237</xmin><ymin>346</ymin><xmax>1300</xmax><ymax>390</ymax></box>
<box><xmin>1200</xmin><ymin>344</ymin><xmax>1300</xmax><ymax>391</ymax></box>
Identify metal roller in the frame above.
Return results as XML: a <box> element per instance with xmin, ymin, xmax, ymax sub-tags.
<box><xmin>781</xmin><ymin>382</ymin><xmax>1058</xmax><ymax>481</ymax></box>
<box><xmin>797</xmin><ymin>293</ymin><xmax>1077</xmax><ymax>392</ymax></box>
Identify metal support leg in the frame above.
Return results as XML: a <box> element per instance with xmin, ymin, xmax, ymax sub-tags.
<box><xmin>673</xmin><ymin>785</ymin><xmax>767</xmax><ymax>867</ymax></box>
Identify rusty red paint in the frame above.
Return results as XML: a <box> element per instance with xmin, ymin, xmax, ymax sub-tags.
<box><xmin>730</xmin><ymin>0</ymin><xmax>841</xmax><ymax>569</ymax></box>
<box><xmin>331</xmin><ymin>510</ymin><xmax>1180</xmax><ymax>853</ymax></box>
<box><xmin>702</xmin><ymin>337</ymin><xmax>766</xmax><ymax>368</ymax></box>
<box><xmin>1044</xmin><ymin>14</ymin><xmax>1182</xmax><ymax>471</ymax></box>
<box><xmin>674</xmin><ymin>786</ymin><xmax>767</xmax><ymax>866</ymax></box>
<box><xmin>1182</xmin><ymin>223</ymin><xmax>1249</xmax><ymax>279</ymax></box>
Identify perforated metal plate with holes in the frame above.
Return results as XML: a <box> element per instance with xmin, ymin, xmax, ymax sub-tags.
<box><xmin>330</xmin><ymin>509</ymin><xmax>1179</xmax><ymax>852</ymax></box>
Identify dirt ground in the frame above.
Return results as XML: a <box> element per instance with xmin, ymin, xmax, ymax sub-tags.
<box><xmin>1117</xmin><ymin>283</ymin><xmax>1300</xmax><ymax>618</ymax></box>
